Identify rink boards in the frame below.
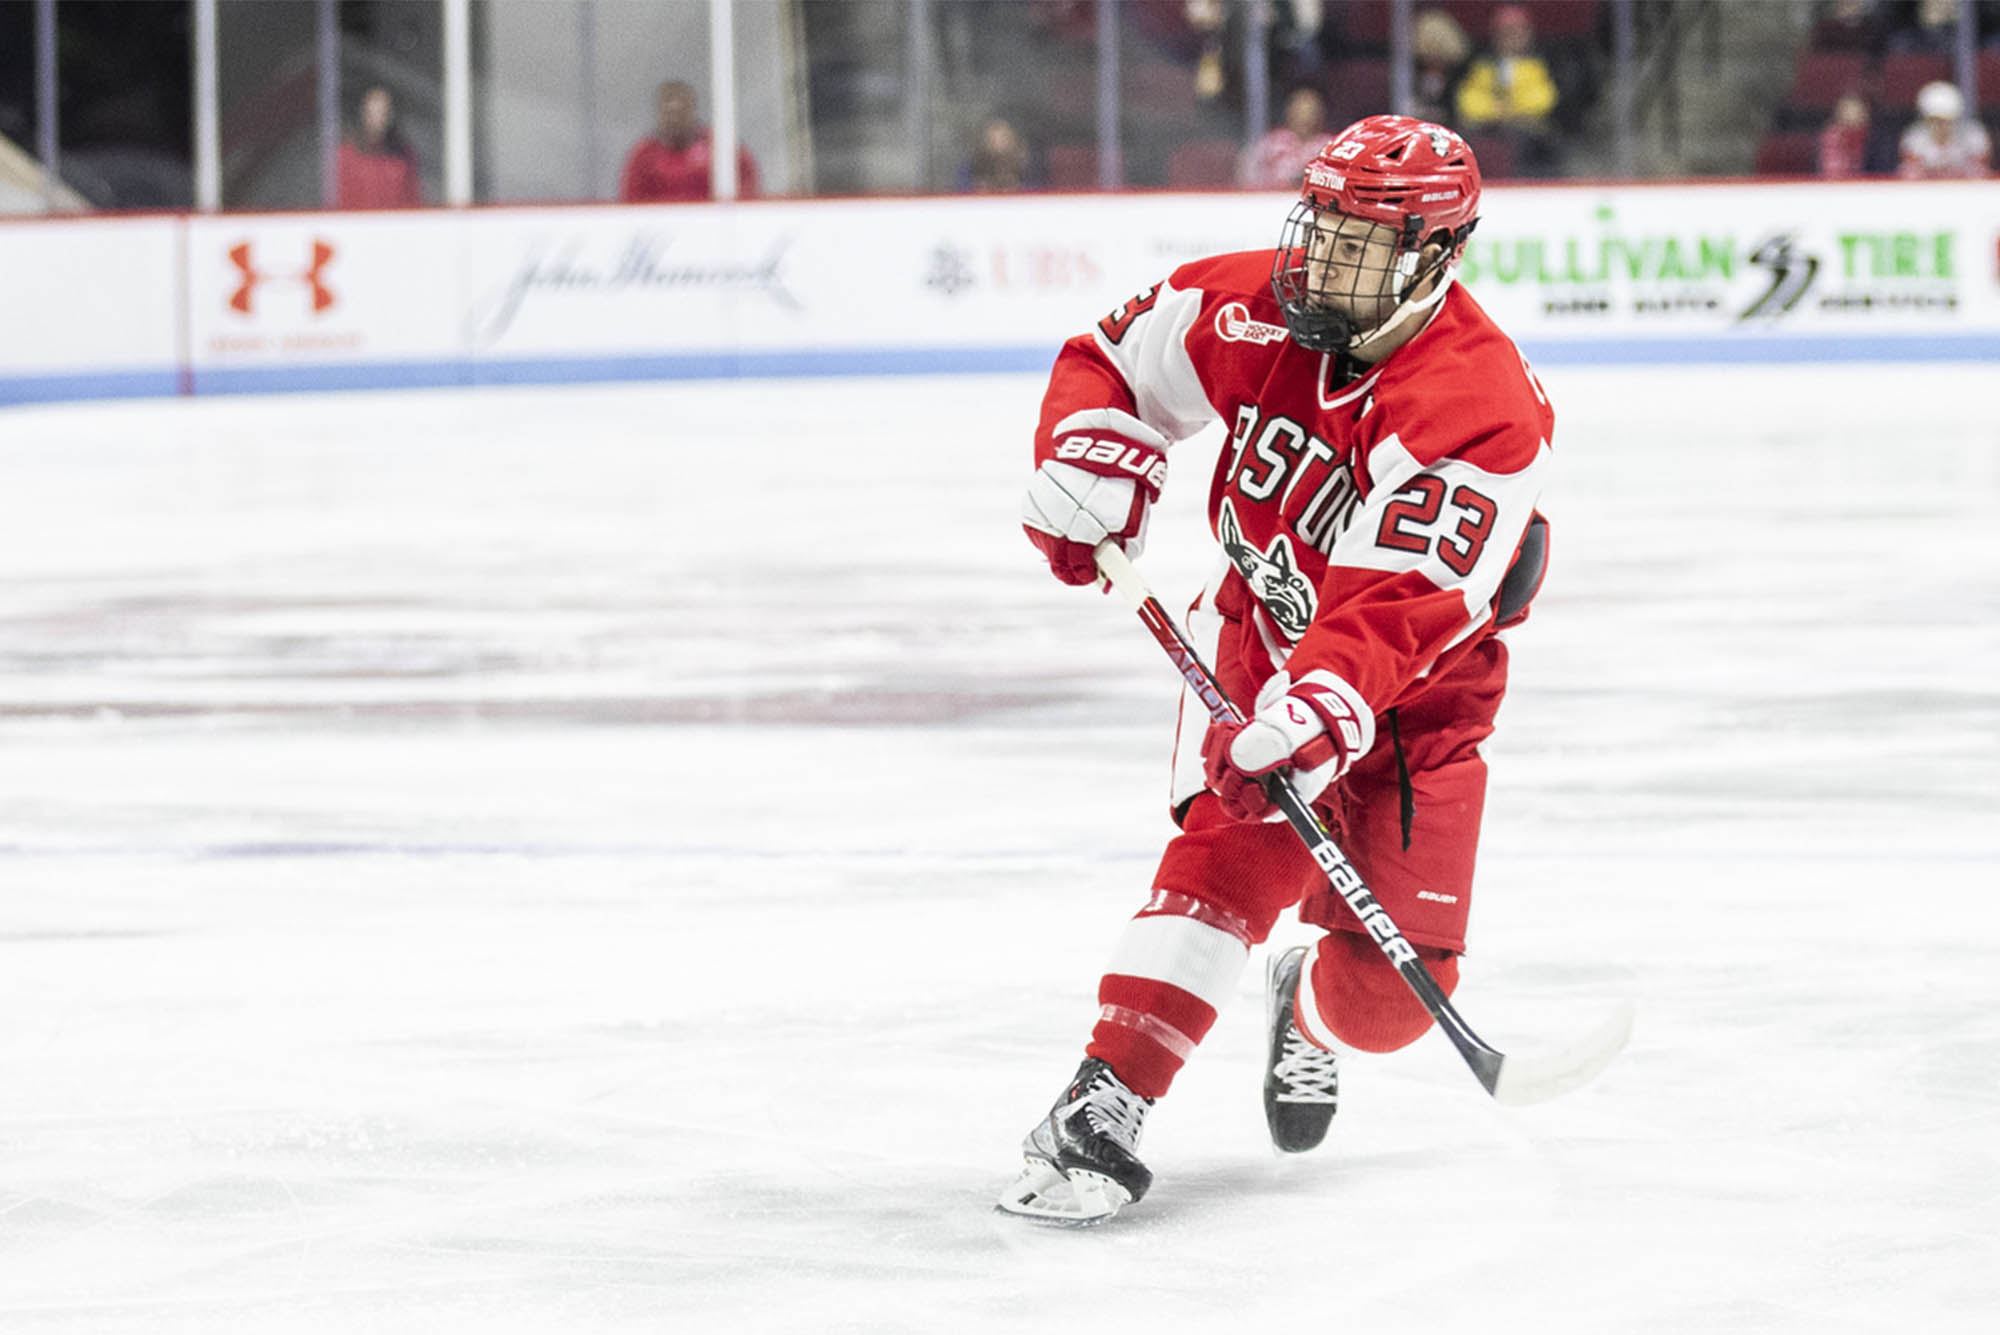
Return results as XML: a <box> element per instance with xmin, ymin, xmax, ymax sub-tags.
<box><xmin>3</xmin><ymin>179</ymin><xmax>1998</xmax><ymax>404</ymax></box>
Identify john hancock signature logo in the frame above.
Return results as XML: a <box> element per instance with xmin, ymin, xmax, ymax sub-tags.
<box><xmin>466</xmin><ymin>233</ymin><xmax>799</xmax><ymax>346</ymax></box>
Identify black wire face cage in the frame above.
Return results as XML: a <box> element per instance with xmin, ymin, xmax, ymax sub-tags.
<box><xmin>1270</xmin><ymin>200</ymin><xmax>1433</xmax><ymax>354</ymax></box>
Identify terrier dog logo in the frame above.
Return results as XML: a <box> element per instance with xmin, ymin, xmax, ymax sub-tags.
<box><xmin>1218</xmin><ymin>499</ymin><xmax>1316</xmax><ymax>640</ymax></box>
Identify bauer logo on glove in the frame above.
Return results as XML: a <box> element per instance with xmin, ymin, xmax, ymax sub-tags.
<box><xmin>1021</xmin><ymin>409</ymin><xmax>1171</xmax><ymax>587</ymax></box>
<box><xmin>1050</xmin><ymin>435</ymin><xmax>1169</xmax><ymax>492</ymax></box>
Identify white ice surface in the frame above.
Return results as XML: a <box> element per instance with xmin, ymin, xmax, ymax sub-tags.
<box><xmin>1</xmin><ymin>364</ymin><xmax>1996</xmax><ymax>1333</ymax></box>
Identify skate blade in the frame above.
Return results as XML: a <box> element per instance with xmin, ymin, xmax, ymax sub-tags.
<box><xmin>994</xmin><ymin>1159</ymin><xmax>1130</xmax><ymax>1226</ymax></box>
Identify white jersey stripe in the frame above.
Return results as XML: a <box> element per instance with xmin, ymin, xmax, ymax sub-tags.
<box><xmin>1092</xmin><ymin>280</ymin><xmax>1217</xmax><ymax>444</ymax></box>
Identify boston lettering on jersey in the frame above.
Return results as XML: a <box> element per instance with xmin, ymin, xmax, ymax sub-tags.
<box><xmin>1220</xmin><ymin>402</ymin><xmax>1364</xmax><ymax>558</ymax></box>
<box><xmin>1040</xmin><ymin>252</ymin><xmax>1553</xmax><ymax>725</ymax></box>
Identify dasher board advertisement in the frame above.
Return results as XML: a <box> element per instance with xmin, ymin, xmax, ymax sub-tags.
<box><xmin>1460</xmin><ymin>179</ymin><xmax>2000</xmax><ymax>359</ymax></box>
<box><xmin>4</xmin><ymin>180</ymin><xmax>1997</xmax><ymax>406</ymax></box>
<box><xmin>181</xmin><ymin>213</ymin><xmax>461</xmax><ymax>393</ymax></box>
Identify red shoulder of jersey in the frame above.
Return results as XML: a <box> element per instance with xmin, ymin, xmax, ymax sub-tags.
<box><xmin>1164</xmin><ymin>248</ymin><xmax>1279</xmax><ymax>304</ymax></box>
<box><xmin>1164</xmin><ymin>250</ymin><xmax>1297</xmax><ymax>412</ymax></box>
<box><xmin>1169</xmin><ymin>249</ymin><xmax>1291</xmax><ymax>356</ymax></box>
<box><xmin>1366</xmin><ymin>285</ymin><xmax>1553</xmax><ymax>475</ymax></box>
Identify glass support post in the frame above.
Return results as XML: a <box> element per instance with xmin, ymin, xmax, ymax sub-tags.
<box><xmin>1094</xmin><ymin>0</ymin><xmax>1121</xmax><ymax>190</ymax></box>
<box><xmin>710</xmin><ymin>0</ymin><xmax>739</xmax><ymax>199</ymax></box>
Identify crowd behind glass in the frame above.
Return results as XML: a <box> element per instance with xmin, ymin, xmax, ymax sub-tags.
<box><xmin>0</xmin><ymin>0</ymin><xmax>1991</xmax><ymax>217</ymax></box>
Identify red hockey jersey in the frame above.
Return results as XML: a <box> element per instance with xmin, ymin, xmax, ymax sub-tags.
<box><xmin>1035</xmin><ymin>249</ymin><xmax>1554</xmax><ymax>725</ymax></box>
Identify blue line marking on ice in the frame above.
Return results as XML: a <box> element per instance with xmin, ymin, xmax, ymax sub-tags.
<box><xmin>0</xmin><ymin>369</ymin><xmax>184</xmax><ymax>405</ymax></box>
<box><xmin>0</xmin><ymin>842</ymin><xmax>1984</xmax><ymax>864</ymax></box>
<box><xmin>1515</xmin><ymin>333</ymin><xmax>2000</xmax><ymax>365</ymax></box>
<box><xmin>3</xmin><ymin>335</ymin><xmax>1993</xmax><ymax>407</ymax></box>
<box><xmin>179</xmin><ymin>347</ymin><xmax>1056</xmax><ymax>398</ymax></box>
<box><xmin>0</xmin><ymin>842</ymin><xmax>1157</xmax><ymax>862</ymax></box>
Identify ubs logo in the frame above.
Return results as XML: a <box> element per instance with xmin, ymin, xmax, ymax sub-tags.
<box><xmin>923</xmin><ymin>245</ymin><xmax>976</xmax><ymax>297</ymax></box>
<box><xmin>228</xmin><ymin>239</ymin><xmax>337</xmax><ymax>316</ymax></box>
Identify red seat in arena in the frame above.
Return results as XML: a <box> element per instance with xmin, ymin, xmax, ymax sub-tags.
<box><xmin>1337</xmin><ymin>0</ymin><xmax>1600</xmax><ymax>51</ymax></box>
<box><xmin>1463</xmin><ymin>131</ymin><xmax>1516</xmax><ymax>180</ymax></box>
<box><xmin>1337</xmin><ymin>1</ymin><xmax>1393</xmax><ymax>50</ymax></box>
<box><xmin>1754</xmin><ymin>131</ymin><xmax>1820</xmax><ymax>176</ymax></box>
<box><xmin>1436</xmin><ymin>0</ymin><xmax>1600</xmax><ymax>39</ymax></box>
<box><xmin>1324</xmin><ymin>57</ymin><xmax>1394</xmax><ymax>125</ymax></box>
<box><xmin>1125</xmin><ymin>60</ymin><xmax>1200</xmax><ymax>131</ymax></box>
<box><xmin>1166</xmin><ymin>138</ymin><xmax>1242</xmax><ymax>189</ymax></box>
<box><xmin>1877</xmin><ymin>52</ymin><xmax>1953</xmax><ymax>110</ymax></box>
<box><xmin>1786</xmin><ymin>49</ymin><xmax>1868</xmax><ymax>116</ymax></box>
<box><xmin>1045</xmin><ymin>143</ymin><xmax>1103</xmax><ymax>191</ymax></box>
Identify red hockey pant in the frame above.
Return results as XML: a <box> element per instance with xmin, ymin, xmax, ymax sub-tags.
<box><xmin>1087</xmin><ymin>635</ymin><xmax>1508</xmax><ymax>1100</ymax></box>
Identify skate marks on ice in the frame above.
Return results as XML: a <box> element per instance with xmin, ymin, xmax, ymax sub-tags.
<box><xmin>1</xmin><ymin>368</ymin><xmax>1997</xmax><ymax>1333</ymax></box>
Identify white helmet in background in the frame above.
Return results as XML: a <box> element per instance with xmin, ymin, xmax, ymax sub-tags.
<box><xmin>1916</xmin><ymin>81</ymin><xmax>1964</xmax><ymax>121</ymax></box>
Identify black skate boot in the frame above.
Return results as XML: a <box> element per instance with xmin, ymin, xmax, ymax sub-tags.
<box><xmin>995</xmin><ymin>1057</ymin><xmax>1153</xmax><ymax>1224</ymax></box>
<box><xmin>1265</xmin><ymin>945</ymin><xmax>1339</xmax><ymax>1153</ymax></box>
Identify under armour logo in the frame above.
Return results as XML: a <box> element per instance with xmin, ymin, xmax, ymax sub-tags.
<box><xmin>228</xmin><ymin>240</ymin><xmax>337</xmax><ymax>316</ymax></box>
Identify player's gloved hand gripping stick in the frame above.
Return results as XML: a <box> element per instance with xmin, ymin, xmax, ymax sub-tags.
<box><xmin>1093</xmin><ymin>540</ymin><xmax>1633</xmax><ymax>1105</ymax></box>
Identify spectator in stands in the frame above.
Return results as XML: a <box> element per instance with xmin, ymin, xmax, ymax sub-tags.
<box><xmin>1897</xmin><ymin>79</ymin><xmax>1993</xmax><ymax>176</ymax></box>
<box><xmin>1454</xmin><ymin>4</ymin><xmax>1561</xmax><ymax>176</ymax></box>
<box><xmin>1268</xmin><ymin>0</ymin><xmax>1330</xmax><ymax>90</ymax></box>
<box><xmin>619</xmin><ymin>80</ymin><xmax>761</xmax><ymax>203</ymax></box>
<box><xmin>1811</xmin><ymin>0</ymin><xmax>1887</xmax><ymax>55</ymax></box>
<box><xmin>964</xmin><ymin>117</ymin><xmax>1033</xmax><ymax>192</ymax></box>
<box><xmin>1187</xmin><ymin>0</ymin><xmax>1230</xmax><ymax>102</ymax></box>
<box><xmin>1411</xmin><ymin>8</ymin><xmax>1471</xmax><ymax>127</ymax></box>
<box><xmin>1818</xmin><ymin>92</ymin><xmax>1874</xmax><ymax>177</ymax></box>
<box><xmin>1238</xmin><ymin>85</ymin><xmax>1330</xmax><ymax>189</ymax></box>
<box><xmin>336</xmin><ymin>85</ymin><xmax>421</xmax><ymax>209</ymax></box>
<box><xmin>1884</xmin><ymin>0</ymin><xmax>1962</xmax><ymax>55</ymax></box>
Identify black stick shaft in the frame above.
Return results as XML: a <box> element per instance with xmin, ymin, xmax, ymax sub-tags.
<box><xmin>1104</xmin><ymin>547</ymin><xmax>1508</xmax><ymax>1096</ymax></box>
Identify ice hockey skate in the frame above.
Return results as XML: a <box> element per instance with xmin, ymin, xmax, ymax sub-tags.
<box><xmin>1264</xmin><ymin>945</ymin><xmax>1340</xmax><ymax>1153</ymax></box>
<box><xmin>995</xmin><ymin>1057</ymin><xmax>1153</xmax><ymax>1225</ymax></box>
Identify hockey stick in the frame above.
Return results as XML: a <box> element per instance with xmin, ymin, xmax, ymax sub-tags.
<box><xmin>1092</xmin><ymin>540</ymin><xmax>1632</xmax><ymax>1106</ymax></box>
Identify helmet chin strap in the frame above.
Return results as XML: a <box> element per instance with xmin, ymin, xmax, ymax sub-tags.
<box><xmin>1348</xmin><ymin>264</ymin><xmax>1455</xmax><ymax>361</ymax></box>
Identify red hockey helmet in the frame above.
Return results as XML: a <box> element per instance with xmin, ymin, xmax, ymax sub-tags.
<box><xmin>1272</xmin><ymin>115</ymin><xmax>1482</xmax><ymax>354</ymax></box>
<box><xmin>1301</xmin><ymin>115</ymin><xmax>1481</xmax><ymax>249</ymax></box>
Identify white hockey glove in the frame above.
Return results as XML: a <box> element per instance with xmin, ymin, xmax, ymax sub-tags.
<box><xmin>1200</xmin><ymin>670</ymin><xmax>1375</xmax><ymax>823</ymax></box>
<box><xmin>1022</xmin><ymin>427</ymin><xmax>1168</xmax><ymax>586</ymax></box>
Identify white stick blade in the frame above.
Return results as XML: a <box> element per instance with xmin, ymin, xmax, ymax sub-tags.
<box><xmin>1490</xmin><ymin>1001</ymin><xmax>1635</xmax><ymax>1106</ymax></box>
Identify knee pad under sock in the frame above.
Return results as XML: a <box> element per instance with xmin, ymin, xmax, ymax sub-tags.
<box><xmin>1297</xmin><ymin>930</ymin><xmax>1460</xmax><ymax>1054</ymax></box>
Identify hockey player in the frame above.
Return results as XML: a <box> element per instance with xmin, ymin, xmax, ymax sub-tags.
<box><xmin>1002</xmin><ymin>115</ymin><xmax>1553</xmax><ymax>1223</ymax></box>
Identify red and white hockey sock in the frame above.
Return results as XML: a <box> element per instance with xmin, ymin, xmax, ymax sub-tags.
<box><xmin>1085</xmin><ymin>890</ymin><xmax>1256</xmax><ymax>1100</ymax></box>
